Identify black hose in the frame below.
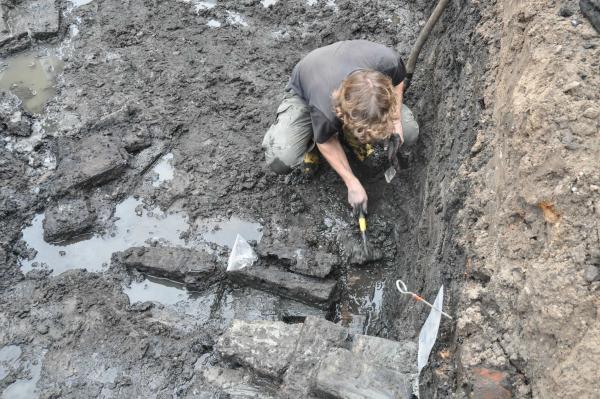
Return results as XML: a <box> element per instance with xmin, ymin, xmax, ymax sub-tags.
<box><xmin>404</xmin><ymin>0</ymin><xmax>451</xmax><ymax>90</ymax></box>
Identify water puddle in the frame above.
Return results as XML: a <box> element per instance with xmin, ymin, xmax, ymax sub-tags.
<box><xmin>1</xmin><ymin>351</ymin><xmax>43</xmax><ymax>399</ymax></box>
<box><xmin>341</xmin><ymin>269</ymin><xmax>386</xmax><ymax>334</ymax></box>
<box><xmin>20</xmin><ymin>197</ymin><xmax>190</xmax><ymax>275</ymax></box>
<box><xmin>197</xmin><ymin>216</ymin><xmax>262</xmax><ymax>248</ymax></box>
<box><xmin>0</xmin><ymin>50</ymin><xmax>64</xmax><ymax>115</ymax></box>
<box><xmin>125</xmin><ymin>280</ymin><xmax>322</xmax><ymax>331</ymax></box>
<box><xmin>0</xmin><ymin>345</ymin><xmax>22</xmax><ymax>380</ymax></box>
<box><xmin>348</xmin><ymin>277</ymin><xmax>385</xmax><ymax>315</ymax></box>
<box><xmin>124</xmin><ymin>277</ymin><xmax>217</xmax><ymax>331</ymax></box>
<box><xmin>124</xmin><ymin>276</ymin><xmax>188</xmax><ymax>305</ymax></box>
<box><xmin>226</xmin><ymin>11</ymin><xmax>248</xmax><ymax>27</ymax></box>
<box><xmin>151</xmin><ymin>152</ymin><xmax>174</xmax><ymax>187</ymax></box>
<box><xmin>261</xmin><ymin>0</ymin><xmax>278</xmax><ymax>7</ymax></box>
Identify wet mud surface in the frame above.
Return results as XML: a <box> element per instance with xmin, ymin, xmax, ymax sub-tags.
<box><xmin>2</xmin><ymin>0</ymin><xmax>598</xmax><ymax>397</ymax></box>
<box><xmin>0</xmin><ymin>0</ymin><xmax>432</xmax><ymax>396</ymax></box>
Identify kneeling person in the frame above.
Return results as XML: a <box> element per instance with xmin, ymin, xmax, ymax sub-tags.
<box><xmin>262</xmin><ymin>40</ymin><xmax>419</xmax><ymax>213</ymax></box>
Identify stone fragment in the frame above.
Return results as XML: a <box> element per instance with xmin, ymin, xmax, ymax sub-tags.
<box><xmin>468</xmin><ymin>367</ymin><xmax>512</xmax><ymax>399</ymax></box>
<box><xmin>350</xmin><ymin>334</ymin><xmax>418</xmax><ymax>375</ymax></box>
<box><xmin>562</xmin><ymin>81</ymin><xmax>581</xmax><ymax>93</ymax></box>
<box><xmin>55</xmin><ymin>135</ymin><xmax>128</xmax><ymax>190</ymax></box>
<box><xmin>313</xmin><ymin>348</ymin><xmax>413</xmax><ymax>399</ymax></box>
<box><xmin>43</xmin><ymin>198</ymin><xmax>96</xmax><ymax>242</ymax></box>
<box><xmin>584</xmin><ymin>265</ymin><xmax>599</xmax><ymax>282</ymax></box>
<box><xmin>260</xmin><ymin>245</ymin><xmax>338</xmax><ymax>278</ymax></box>
<box><xmin>122</xmin><ymin>132</ymin><xmax>152</xmax><ymax>153</ymax></box>
<box><xmin>6</xmin><ymin>0</ymin><xmax>60</xmax><ymax>40</ymax></box>
<box><xmin>582</xmin><ymin>106</ymin><xmax>600</xmax><ymax>119</ymax></box>
<box><xmin>278</xmin><ymin>299</ymin><xmax>327</xmax><ymax>322</ymax></box>
<box><xmin>6</xmin><ymin>111</ymin><xmax>32</xmax><ymax>137</ymax></box>
<box><xmin>0</xmin><ymin>8</ymin><xmax>11</xmax><ymax>45</ymax></box>
<box><xmin>201</xmin><ymin>366</ymin><xmax>278</xmax><ymax>398</ymax></box>
<box><xmin>294</xmin><ymin>250</ymin><xmax>339</xmax><ymax>278</ymax></box>
<box><xmin>258</xmin><ymin>231</ymin><xmax>339</xmax><ymax>278</ymax></box>
<box><xmin>118</xmin><ymin>246</ymin><xmax>221</xmax><ymax>290</ymax></box>
<box><xmin>580</xmin><ymin>0</ymin><xmax>600</xmax><ymax>33</ymax></box>
<box><xmin>216</xmin><ymin>320</ymin><xmax>302</xmax><ymax>379</ymax></box>
<box><xmin>281</xmin><ymin>316</ymin><xmax>348</xmax><ymax>398</ymax></box>
<box><xmin>227</xmin><ymin>263</ymin><xmax>337</xmax><ymax>308</ymax></box>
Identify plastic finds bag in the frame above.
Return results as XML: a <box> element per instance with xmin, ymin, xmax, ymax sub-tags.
<box><xmin>227</xmin><ymin>234</ymin><xmax>257</xmax><ymax>272</ymax></box>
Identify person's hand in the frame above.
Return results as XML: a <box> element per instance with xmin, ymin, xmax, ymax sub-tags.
<box><xmin>387</xmin><ymin>131</ymin><xmax>404</xmax><ymax>171</ymax></box>
<box><xmin>348</xmin><ymin>179</ymin><xmax>368</xmax><ymax>215</ymax></box>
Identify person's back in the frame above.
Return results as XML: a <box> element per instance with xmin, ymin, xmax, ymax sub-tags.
<box><xmin>286</xmin><ymin>40</ymin><xmax>407</xmax><ymax>144</ymax></box>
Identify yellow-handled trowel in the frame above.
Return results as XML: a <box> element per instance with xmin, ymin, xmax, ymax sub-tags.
<box><xmin>358</xmin><ymin>209</ymin><xmax>369</xmax><ymax>255</ymax></box>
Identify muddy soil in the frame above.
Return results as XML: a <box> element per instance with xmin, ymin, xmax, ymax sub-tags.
<box><xmin>1</xmin><ymin>0</ymin><xmax>599</xmax><ymax>397</ymax></box>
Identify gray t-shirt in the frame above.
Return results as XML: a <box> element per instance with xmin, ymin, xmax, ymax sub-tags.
<box><xmin>286</xmin><ymin>40</ymin><xmax>406</xmax><ymax>144</ymax></box>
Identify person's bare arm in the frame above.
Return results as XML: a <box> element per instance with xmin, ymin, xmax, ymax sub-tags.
<box><xmin>317</xmin><ymin>136</ymin><xmax>368</xmax><ymax>212</ymax></box>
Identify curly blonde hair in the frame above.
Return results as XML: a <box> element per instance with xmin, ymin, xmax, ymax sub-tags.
<box><xmin>332</xmin><ymin>69</ymin><xmax>399</xmax><ymax>144</ymax></box>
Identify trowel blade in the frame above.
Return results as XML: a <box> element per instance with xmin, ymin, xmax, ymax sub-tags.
<box><xmin>384</xmin><ymin>166</ymin><xmax>397</xmax><ymax>183</ymax></box>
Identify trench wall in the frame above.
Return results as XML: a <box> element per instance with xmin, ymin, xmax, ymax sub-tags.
<box><xmin>451</xmin><ymin>1</ymin><xmax>600</xmax><ymax>398</ymax></box>
<box><xmin>379</xmin><ymin>0</ymin><xmax>493</xmax><ymax>395</ymax></box>
<box><xmin>381</xmin><ymin>0</ymin><xmax>600</xmax><ymax>397</ymax></box>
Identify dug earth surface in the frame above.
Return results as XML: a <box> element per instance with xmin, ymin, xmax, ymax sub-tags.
<box><xmin>0</xmin><ymin>0</ymin><xmax>599</xmax><ymax>398</ymax></box>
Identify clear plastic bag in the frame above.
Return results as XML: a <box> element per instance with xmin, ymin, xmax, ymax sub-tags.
<box><xmin>417</xmin><ymin>285</ymin><xmax>444</xmax><ymax>374</ymax></box>
<box><xmin>227</xmin><ymin>234</ymin><xmax>257</xmax><ymax>272</ymax></box>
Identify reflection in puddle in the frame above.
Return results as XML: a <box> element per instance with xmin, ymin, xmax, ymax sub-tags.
<box><xmin>0</xmin><ymin>50</ymin><xmax>64</xmax><ymax>114</ymax></box>
<box><xmin>20</xmin><ymin>197</ymin><xmax>190</xmax><ymax>275</ymax></box>
<box><xmin>124</xmin><ymin>277</ymin><xmax>216</xmax><ymax>331</ymax></box>
<box><xmin>1</xmin><ymin>351</ymin><xmax>43</xmax><ymax>399</ymax></box>
<box><xmin>341</xmin><ymin>270</ymin><xmax>386</xmax><ymax>334</ymax></box>
<box><xmin>151</xmin><ymin>152</ymin><xmax>174</xmax><ymax>187</ymax></box>
<box><xmin>198</xmin><ymin>216</ymin><xmax>262</xmax><ymax>248</ymax></box>
<box><xmin>124</xmin><ymin>276</ymin><xmax>188</xmax><ymax>305</ymax></box>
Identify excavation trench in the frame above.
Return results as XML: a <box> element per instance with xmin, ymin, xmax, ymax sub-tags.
<box><xmin>0</xmin><ymin>0</ymin><xmax>489</xmax><ymax>397</ymax></box>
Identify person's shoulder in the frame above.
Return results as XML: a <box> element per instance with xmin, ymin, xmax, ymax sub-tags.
<box><xmin>341</xmin><ymin>40</ymin><xmax>397</xmax><ymax>54</ymax></box>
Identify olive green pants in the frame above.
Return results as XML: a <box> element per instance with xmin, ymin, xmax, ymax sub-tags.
<box><xmin>262</xmin><ymin>92</ymin><xmax>419</xmax><ymax>174</ymax></box>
